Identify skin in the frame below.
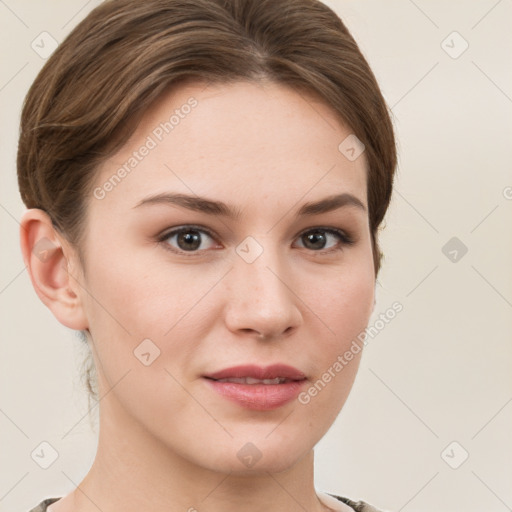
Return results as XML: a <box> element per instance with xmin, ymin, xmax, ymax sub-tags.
<box><xmin>20</xmin><ymin>80</ymin><xmax>375</xmax><ymax>512</ymax></box>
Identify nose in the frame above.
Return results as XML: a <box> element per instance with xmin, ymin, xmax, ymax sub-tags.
<box><xmin>223</xmin><ymin>242</ymin><xmax>303</xmax><ymax>340</ymax></box>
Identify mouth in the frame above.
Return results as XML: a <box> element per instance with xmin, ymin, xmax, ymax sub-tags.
<box><xmin>204</xmin><ymin>363</ymin><xmax>307</xmax><ymax>381</ymax></box>
<box><xmin>202</xmin><ymin>364</ymin><xmax>307</xmax><ymax>410</ymax></box>
<box><xmin>208</xmin><ymin>376</ymin><xmax>295</xmax><ymax>385</ymax></box>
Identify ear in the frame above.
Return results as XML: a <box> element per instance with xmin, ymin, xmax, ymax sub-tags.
<box><xmin>19</xmin><ymin>208</ymin><xmax>88</xmax><ymax>330</ymax></box>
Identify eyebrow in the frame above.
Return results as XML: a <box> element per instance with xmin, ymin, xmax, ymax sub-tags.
<box><xmin>133</xmin><ymin>192</ymin><xmax>366</xmax><ymax>218</ymax></box>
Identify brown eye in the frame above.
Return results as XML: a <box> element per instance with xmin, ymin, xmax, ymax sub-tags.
<box><xmin>161</xmin><ymin>227</ymin><xmax>217</xmax><ymax>252</ymax></box>
<box><xmin>296</xmin><ymin>228</ymin><xmax>353</xmax><ymax>252</ymax></box>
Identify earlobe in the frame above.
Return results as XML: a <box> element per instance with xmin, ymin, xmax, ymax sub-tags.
<box><xmin>19</xmin><ymin>208</ymin><xmax>88</xmax><ymax>331</ymax></box>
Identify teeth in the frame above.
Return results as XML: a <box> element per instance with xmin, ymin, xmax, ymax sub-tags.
<box><xmin>216</xmin><ymin>377</ymin><xmax>287</xmax><ymax>384</ymax></box>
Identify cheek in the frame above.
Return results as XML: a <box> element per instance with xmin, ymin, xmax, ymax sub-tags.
<box><xmin>296</xmin><ymin>313</ymin><xmax>370</xmax><ymax>440</ymax></box>
<box><xmin>81</xmin><ymin>247</ymin><xmax>221</xmax><ymax>387</ymax></box>
<box><xmin>307</xmin><ymin>260</ymin><xmax>375</xmax><ymax>343</ymax></box>
<box><xmin>299</xmin><ymin>258</ymin><xmax>374</xmax><ymax>403</ymax></box>
<box><xmin>81</xmin><ymin>251</ymin><xmax>199</xmax><ymax>419</ymax></box>
<box><xmin>83</xmin><ymin>244</ymin><xmax>194</xmax><ymax>334</ymax></box>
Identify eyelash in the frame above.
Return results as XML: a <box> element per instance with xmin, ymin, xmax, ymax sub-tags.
<box><xmin>156</xmin><ymin>224</ymin><xmax>355</xmax><ymax>257</ymax></box>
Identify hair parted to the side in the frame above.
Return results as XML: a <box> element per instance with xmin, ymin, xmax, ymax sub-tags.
<box><xmin>17</xmin><ymin>0</ymin><xmax>397</xmax><ymax>403</ymax></box>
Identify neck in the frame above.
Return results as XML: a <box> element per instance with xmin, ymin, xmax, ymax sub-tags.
<box><xmin>69</xmin><ymin>402</ymin><xmax>327</xmax><ymax>512</ymax></box>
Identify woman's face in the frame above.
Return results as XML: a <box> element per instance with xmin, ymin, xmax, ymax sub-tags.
<box><xmin>76</xmin><ymin>80</ymin><xmax>375</xmax><ymax>473</ymax></box>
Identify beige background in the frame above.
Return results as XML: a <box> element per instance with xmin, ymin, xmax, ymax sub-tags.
<box><xmin>1</xmin><ymin>1</ymin><xmax>511</xmax><ymax>511</ymax></box>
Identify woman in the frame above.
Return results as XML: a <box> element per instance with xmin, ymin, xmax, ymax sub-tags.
<box><xmin>18</xmin><ymin>0</ymin><xmax>397</xmax><ymax>511</ymax></box>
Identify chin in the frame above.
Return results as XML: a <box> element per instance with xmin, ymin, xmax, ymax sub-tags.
<box><xmin>196</xmin><ymin>436</ymin><xmax>312</xmax><ymax>476</ymax></box>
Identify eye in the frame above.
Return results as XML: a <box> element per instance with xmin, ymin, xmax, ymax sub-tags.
<box><xmin>158</xmin><ymin>226</ymin><xmax>219</xmax><ymax>253</ymax></box>
<box><xmin>157</xmin><ymin>225</ymin><xmax>354</xmax><ymax>256</ymax></box>
<box><xmin>294</xmin><ymin>227</ymin><xmax>354</xmax><ymax>253</ymax></box>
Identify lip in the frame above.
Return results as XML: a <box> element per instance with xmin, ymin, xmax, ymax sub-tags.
<box><xmin>204</xmin><ymin>364</ymin><xmax>306</xmax><ymax>381</ymax></box>
<box><xmin>203</xmin><ymin>364</ymin><xmax>307</xmax><ymax>411</ymax></box>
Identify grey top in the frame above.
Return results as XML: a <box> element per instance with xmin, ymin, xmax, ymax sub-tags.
<box><xmin>28</xmin><ymin>494</ymin><xmax>386</xmax><ymax>512</ymax></box>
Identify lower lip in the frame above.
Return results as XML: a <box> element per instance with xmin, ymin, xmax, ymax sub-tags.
<box><xmin>204</xmin><ymin>378</ymin><xmax>306</xmax><ymax>411</ymax></box>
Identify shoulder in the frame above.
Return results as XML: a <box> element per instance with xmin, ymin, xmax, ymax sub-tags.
<box><xmin>27</xmin><ymin>497</ymin><xmax>61</xmax><ymax>512</ymax></box>
<box><xmin>29</xmin><ymin>494</ymin><xmax>391</xmax><ymax>512</ymax></box>
<box><xmin>320</xmin><ymin>491</ymin><xmax>391</xmax><ymax>512</ymax></box>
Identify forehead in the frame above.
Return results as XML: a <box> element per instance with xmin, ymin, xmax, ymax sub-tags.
<box><xmin>90</xmin><ymin>80</ymin><xmax>367</xmax><ymax>215</ymax></box>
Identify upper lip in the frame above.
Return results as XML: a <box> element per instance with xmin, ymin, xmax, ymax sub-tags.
<box><xmin>204</xmin><ymin>364</ymin><xmax>306</xmax><ymax>381</ymax></box>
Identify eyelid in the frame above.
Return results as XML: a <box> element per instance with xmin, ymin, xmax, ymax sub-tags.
<box><xmin>296</xmin><ymin>226</ymin><xmax>353</xmax><ymax>243</ymax></box>
<box><xmin>158</xmin><ymin>224</ymin><xmax>216</xmax><ymax>240</ymax></box>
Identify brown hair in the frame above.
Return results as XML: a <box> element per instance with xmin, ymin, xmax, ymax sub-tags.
<box><xmin>18</xmin><ymin>0</ymin><xmax>397</xmax><ymax>402</ymax></box>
